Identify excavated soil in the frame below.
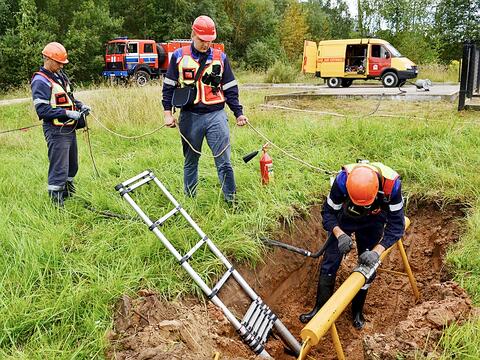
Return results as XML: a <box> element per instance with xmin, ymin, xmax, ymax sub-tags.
<box><xmin>107</xmin><ymin>202</ymin><xmax>474</xmax><ymax>360</ymax></box>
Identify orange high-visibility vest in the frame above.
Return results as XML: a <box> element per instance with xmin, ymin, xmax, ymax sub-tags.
<box><xmin>177</xmin><ymin>46</ymin><xmax>225</xmax><ymax>105</ymax></box>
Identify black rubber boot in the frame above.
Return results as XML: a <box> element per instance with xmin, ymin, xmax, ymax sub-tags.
<box><xmin>351</xmin><ymin>289</ymin><xmax>368</xmax><ymax>329</ymax></box>
<box><xmin>299</xmin><ymin>274</ymin><xmax>335</xmax><ymax>323</ymax></box>
<box><xmin>63</xmin><ymin>181</ymin><xmax>76</xmax><ymax>198</ymax></box>
<box><xmin>49</xmin><ymin>190</ymin><xmax>64</xmax><ymax>207</ymax></box>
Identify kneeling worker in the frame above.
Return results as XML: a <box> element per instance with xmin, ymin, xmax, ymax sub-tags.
<box><xmin>300</xmin><ymin>161</ymin><xmax>405</xmax><ymax>329</ymax></box>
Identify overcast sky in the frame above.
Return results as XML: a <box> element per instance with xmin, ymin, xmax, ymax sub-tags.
<box><xmin>344</xmin><ymin>0</ymin><xmax>358</xmax><ymax>17</ymax></box>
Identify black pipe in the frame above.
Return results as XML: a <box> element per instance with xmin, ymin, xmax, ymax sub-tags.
<box><xmin>260</xmin><ymin>234</ymin><xmax>334</xmax><ymax>258</ymax></box>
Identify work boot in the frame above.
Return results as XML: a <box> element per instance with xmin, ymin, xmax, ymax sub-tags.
<box><xmin>48</xmin><ymin>190</ymin><xmax>64</xmax><ymax>207</ymax></box>
<box><xmin>299</xmin><ymin>274</ymin><xmax>335</xmax><ymax>323</ymax></box>
<box><xmin>63</xmin><ymin>181</ymin><xmax>76</xmax><ymax>198</ymax></box>
<box><xmin>351</xmin><ymin>289</ymin><xmax>368</xmax><ymax>329</ymax></box>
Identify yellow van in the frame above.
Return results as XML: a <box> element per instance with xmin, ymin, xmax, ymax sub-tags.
<box><xmin>302</xmin><ymin>38</ymin><xmax>418</xmax><ymax>88</ymax></box>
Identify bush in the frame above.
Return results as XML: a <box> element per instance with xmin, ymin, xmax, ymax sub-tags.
<box><xmin>245</xmin><ymin>38</ymin><xmax>284</xmax><ymax>71</ymax></box>
<box><xmin>265</xmin><ymin>61</ymin><xmax>297</xmax><ymax>83</ymax></box>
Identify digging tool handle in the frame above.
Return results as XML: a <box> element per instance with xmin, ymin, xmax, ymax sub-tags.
<box><xmin>260</xmin><ymin>234</ymin><xmax>334</xmax><ymax>258</ymax></box>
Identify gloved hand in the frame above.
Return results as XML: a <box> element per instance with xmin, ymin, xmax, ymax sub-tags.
<box><xmin>80</xmin><ymin>104</ymin><xmax>91</xmax><ymax>115</ymax></box>
<box><xmin>359</xmin><ymin>250</ymin><xmax>380</xmax><ymax>267</ymax></box>
<box><xmin>65</xmin><ymin>110</ymin><xmax>82</xmax><ymax>121</ymax></box>
<box><xmin>337</xmin><ymin>233</ymin><xmax>353</xmax><ymax>254</ymax></box>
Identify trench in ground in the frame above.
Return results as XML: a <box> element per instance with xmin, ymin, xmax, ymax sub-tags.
<box><xmin>107</xmin><ymin>202</ymin><xmax>473</xmax><ymax>360</ymax></box>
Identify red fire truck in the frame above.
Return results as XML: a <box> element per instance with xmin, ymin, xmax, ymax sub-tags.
<box><xmin>103</xmin><ymin>38</ymin><xmax>224</xmax><ymax>86</ymax></box>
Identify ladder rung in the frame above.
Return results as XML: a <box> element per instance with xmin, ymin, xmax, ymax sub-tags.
<box><xmin>126</xmin><ymin>175</ymin><xmax>155</xmax><ymax>192</ymax></box>
<box><xmin>149</xmin><ymin>206</ymin><xmax>181</xmax><ymax>230</ymax></box>
<box><xmin>116</xmin><ymin>173</ymin><xmax>155</xmax><ymax>196</ymax></box>
<box><xmin>208</xmin><ymin>268</ymin><xmax>234</xmax><ymax>299</ymax></box>
<box><xmin>251</xmin><ymin>304</ymin><xmax>271</xmax><ymax>335</ymax></box>
<box><xmin>243</xmin><ymin>299</ymin><xmax>260</xmax><ymax>326</ymax></box>
<box><xmin>238</xmin><ymin>299</ymin><xmax>277</xmax><ymax>355</ymax></box>
<box><xmin>238</xmin><ymin>330</ymin><xmax>264</xmax><ymax>354</ymax></box>
<box><xmin>243</xmin><ymin>299</ymin><xmax>263</xmax><ymax>330</ymax></box>
<box><xmin>115</xmin><ymin>170</ymin><xmax>152</xmax><ymax>188</ymax></box>
<box><xmin>258</xmin><ymin>317</ymin><xmax>275</xmax><ymax>346</ymax></box>
<box><xmin>179</xmin><ymin>235</ymin><xmax>208</xmax><ymax>264</ymax></box>
<box><xmin>256</xmin><ymin>310</ymin><xmax>276</xmax><ymax>341</ymax></box>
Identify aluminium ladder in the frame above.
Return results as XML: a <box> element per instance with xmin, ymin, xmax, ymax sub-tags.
<box><xmin>115</xmin><ymin>170</ymin><xmax>301</xmax><ymax>359</ymax></box>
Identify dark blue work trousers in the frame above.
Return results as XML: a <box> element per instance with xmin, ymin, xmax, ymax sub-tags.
<box><xmin>178</xmin><ymin>109</ymin><xmax>236</xmax><ymax>201</ymax></box>
<box><xmin>43</xmin><ymin>122</ymin><xmax>78</xmax><ymax>192</ymax></box>
<box><xmin>320</xmin><ymin>216</ymin><xmax>386</xmax><ymax>276</ymax></box>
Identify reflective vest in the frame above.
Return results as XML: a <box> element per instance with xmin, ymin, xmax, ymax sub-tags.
<box><xmin>177</xmin><ymin>46</ymin><xmax>225</xmax><ymax>105</ymax></box>
<box><xmin>343</xmin><ymin>162</ymin><xmax>400</xmax><ymax>200</ymax></box>
<box><xmin>34</xmin><ymin>71</ymin><xmax>75</xmax><ymax>126</ymax></box>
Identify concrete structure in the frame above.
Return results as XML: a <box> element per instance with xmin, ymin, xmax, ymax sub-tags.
<box><xmin>264</xmin><ymin>84</ymin><xmax>460</xmax><ymax>103</ymax></box>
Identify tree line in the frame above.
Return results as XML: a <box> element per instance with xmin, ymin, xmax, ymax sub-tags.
<box><xmin>0</xmin><ymin>0</ymin><xmax>478</xmax><ymax>88</ymax></box>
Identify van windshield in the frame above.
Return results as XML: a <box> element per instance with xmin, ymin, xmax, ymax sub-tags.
<box><xmin>385</xmin><ymin>43</ymin><xmax>402</xmax><ymax>57</ymax></box>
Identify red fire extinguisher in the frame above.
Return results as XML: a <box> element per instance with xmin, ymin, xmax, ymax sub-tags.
<box><xmin>260</xmin><ymin>143</ymin><xmax>273</xmax><ymax>185</ymax></box>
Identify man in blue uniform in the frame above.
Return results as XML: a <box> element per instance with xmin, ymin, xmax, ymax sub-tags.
<box><xmin>300</xmin><ymin>161</ymin><xmax>405</xmax><ymax>329</ymax></box>
<box><xmin>31</xmin><ymin>42</ymin><xmax>90</xmax><ymax>207</ymax></box>
<box><xmin>162</xmin><ymin>15</ymin><xmax>248</xmax><ymax>204</ymax></box>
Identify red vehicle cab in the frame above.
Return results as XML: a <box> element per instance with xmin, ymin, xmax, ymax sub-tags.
<box><xmin>103</xmin><ymin>37</ymin><xmax>225</xmax><ymax>86</ymax></box>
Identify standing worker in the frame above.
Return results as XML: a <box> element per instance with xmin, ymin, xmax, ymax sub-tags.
<box><xmin>31</xmin><ymin>42</ymin><xmax>91</xmax><ymax>207</ymax></box>
<box><xmin>162</xmin><ymin>15</ymin><xmax>248</xmax><ymax>204</ymax></box>
<box><xmin>300</xmin><ymin>161</ymin><xmax>405</xmax><ymax>329</ymax></box>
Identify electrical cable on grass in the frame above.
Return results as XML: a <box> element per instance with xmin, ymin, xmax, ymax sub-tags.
<box><xmin>260</xmin><ymin>104</ymin><xmax>345</xmax><ymax>117</ymax></box>
<box><xmin>246</xmin><ymin>120</ymin><xmax>337</xmax><ymax>175</ymax></box>
<box><xmin>176</xmin><ymin>126</ymin><xmax>231</xmax><ymax>158</ymax></box>
<box><xmin>0</xmin><ymin>123</ymin><xmax>42</xmax><ymax>135</ymax></box>
<box><xmin>261</xmin><ymin>92</ymin><xmax>406</xmax><ymax>119</ymax></box>
<box><xmin>81</xmin><ymin>119</ymin><xmax>100</xmax><ymax>178</ymax></box>
<box><xmin>90</xmin><ymin>112</ymin><xmax>167</xmax><ymax>139</ymax></box>
<box><xmin>91</xmin><ymin>110</ymin><xmax>230</xmax><ymax>158</ymax></box>
<box><xmin>74</xmin><ymin>194</ymin><xmax>135</xmax><ymax>220</ymax></box>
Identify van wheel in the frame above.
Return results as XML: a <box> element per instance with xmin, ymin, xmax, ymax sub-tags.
<box><xmin>382</xmin><ymin>72</ymin><xmax>398</xmax><ymax>87</ymax></box>
<box><xmin>341</xmin><ymin>79</ymin><xmax>353</xmax><ymax>87</ymax></box>
<box><xmin>135</xmin><ymin>70</ymin><xmax>150</xmax><ymax>86</ymax></box>
<box><xmin>327</xmin><ymin>77</ymin><xmax>341</xmax><ymax>88</ymax></box>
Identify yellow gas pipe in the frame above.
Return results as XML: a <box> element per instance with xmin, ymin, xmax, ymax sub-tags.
<box><xmin>298</xmin><ymin>217</ymin><xmax>412</xmax><ymax>360</ymax></box>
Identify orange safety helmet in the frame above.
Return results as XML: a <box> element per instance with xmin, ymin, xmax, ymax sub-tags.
<box><xmin>42</xmin><ymin>42</ymin><xmax>69</xmax><ymax>64</ymax></box>
<box><xmin>346</xmin><ymin>166</ymin><xmax>379</xmax><ymax>206</ymax></box>
<box><xmin>192</xmin><ymin>15</ymin><xmax>216</xmax><ymax>42</ymax></box>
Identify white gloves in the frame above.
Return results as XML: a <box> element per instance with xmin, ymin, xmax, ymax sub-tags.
<box><xmin>65</xmin><ymin>110</ymin><xmax>82</xmax><ymax>121</ymax></box>
<box><xmin>80</xmin><ymin>104</ymin><xmax>91</xmax><ymax>115</ymax></box>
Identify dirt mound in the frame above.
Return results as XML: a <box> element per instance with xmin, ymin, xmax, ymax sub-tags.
<box><xmin>107</xmin><ymin>290</ymin><xmax>256</xmax><ymax>360</ymax></box>
<box><xmin>363</xmin><ymin>281</ymin><xmax>472</xmax><ymax>359</ymax></box>
<box><xmin>107</xmin><ymin>202</ymin><xmax>474</xmax><ymax>360</ymax></box>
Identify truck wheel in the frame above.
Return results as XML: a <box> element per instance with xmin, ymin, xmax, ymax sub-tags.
<box><xmin>382</xmin><ymin>72</ymin><xmax>398</xmax><ymax>87</ymax></box>
<box><xmin>135</xmin><ymin>70</ymin><xmax>150</xmax><ymax>86</ymax></box>
<box><xmin>341</xmin><ymin>79</ymin><xmax>353</xmax><ymax>87</ymax></box>
<box><xmin>327</xmin><ymin>77</ymin><xmax>341</xmax><ymax>88</ymax></box>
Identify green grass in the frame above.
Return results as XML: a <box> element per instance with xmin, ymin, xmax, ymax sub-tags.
<box><xmin>439</xmin><ymin>317</ymin><xmax>480</xmax><ymax>359</ymax></box>
<box><xmin>235</xmin><ymin>68</ymin><xmax>322</xmax><ymax>84</ymax></box>
<box><xmin>418</xmin><ymin>62</ymin><xmax>460</xmax><ymax>83</ymax></box>
<box><xmin>0</xmin><ymin>84</ymin><xmax>479</xmax><ymax>358</ymax></box>
<box><xmin>0</xmin><ymin>83</ymin><xmax>32</xmax><ymax>100</ymax></box>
